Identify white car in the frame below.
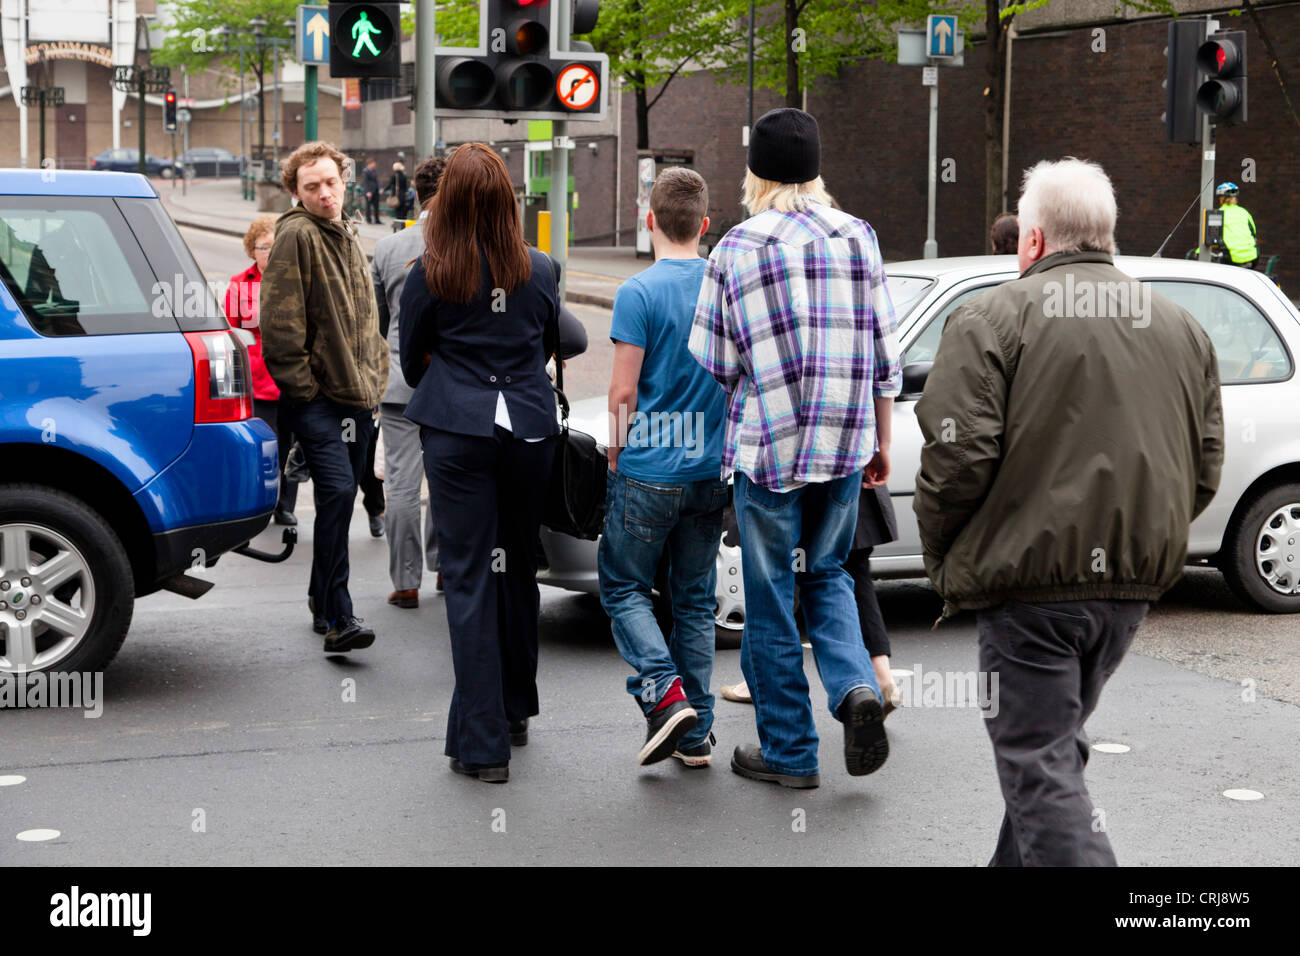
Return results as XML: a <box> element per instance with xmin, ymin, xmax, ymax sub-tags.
<box><xmin>537</xmin><ymin>255</ymin><xmax>1300</xmax><ymax>642</ymax></box>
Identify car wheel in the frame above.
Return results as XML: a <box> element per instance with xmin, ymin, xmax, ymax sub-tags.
<box><xmin>0</xmin><ymin>485</ymin><xmax>134</xmax><ymax>675</ymax></box>
<box><xmin>714</xmin><ymin>534</ymin><xmax>745</xmax><ymax>649</ymax></box>
<box><xmin>1221</xmin><ymin>482</ymin><xmax>1300</xmax><ymax>612</ymax></box>
<box><xmin>159</xmin><ymin>166</ymin><xmax>174</xmax><ymax>180</ymax></box>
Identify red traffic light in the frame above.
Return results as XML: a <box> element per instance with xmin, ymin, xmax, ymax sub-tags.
<box><xmin>165</xmin><ymin>92</ymin><xmax>176</xmax><ymax>103</ymax></box>
<box><xmin>1197</xmin><ymin>38</ymin><xmax>1241</xmax><ymax>76</ymax></box>
<box><xmin>508</xmin><ymin>18</ymin><xmax>548</xmax><ymax>55</ymax></box>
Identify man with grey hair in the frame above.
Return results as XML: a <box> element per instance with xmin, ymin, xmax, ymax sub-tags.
<box><xmin>914</xmin><ymin>157</ymin><xmax>1224</xmax><ymax>865</ymax></box>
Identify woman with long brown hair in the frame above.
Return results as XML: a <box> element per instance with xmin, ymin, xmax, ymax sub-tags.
<box><xmin>398</xmin><ymin>143</ymin><xmax>560</xmax><ymax>783</ymax></box>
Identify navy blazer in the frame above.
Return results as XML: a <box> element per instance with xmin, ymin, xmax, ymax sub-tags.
<box><xmin>399</xmin><ymin>246</ymin><xmax>561</xmax><ymax>439</ymax></box>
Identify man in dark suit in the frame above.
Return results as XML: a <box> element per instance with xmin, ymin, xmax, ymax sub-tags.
<box><xmin>362</xmin><ymin>159</ymin><xmax>381</xmax><ymax>225</ymax></box>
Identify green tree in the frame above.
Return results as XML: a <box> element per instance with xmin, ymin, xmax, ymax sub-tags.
<box><xmin>152</xmin><ymin>0</ymin><xmax>299</xmax><ymax>161</ymax></box>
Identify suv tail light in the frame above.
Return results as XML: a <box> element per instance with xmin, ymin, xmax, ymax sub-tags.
<box><xmin>184</xmin><ymin>331</ymin><xmax>253</xmax><ymax>423</ymax></box>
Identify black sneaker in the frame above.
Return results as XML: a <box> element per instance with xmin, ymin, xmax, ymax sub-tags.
<box><xmin>672</xmin><ymin>732</ymin><xmax>716</xmax><ymax>768</ymax></box>
<box><xmin>509</xmin><ymin>719</ymin><xmax>528</xmax><ymax>746</ymax></box>
<box><xmin>323</xmin><ymin>616</ymin><xmax>375</xmax><ymax>653</ymax></box>
<box><xmin>308</xmin><ymin>596</ymin><xmax>327</xmax><ymax>635</ymax></box>
<box><xmin>638</xmin><ymin>697</ymin><xmax>698</xmax><ymax>766</ymax></box>
<box><xmin>450</xmin><ymin>758</ymin><xmax>508</xmax><ymax>783</ymax></box>
<box><xmin>369</xmin><ymin>514</ymin><xmax>385</xmax><ymax>537</ymax></box>
<box><xmin>839</xmin><ymin>686</ymin><xmax>889</xmax><ymax>776</ymax></box>
<box><xmin>730</xmin><ymin>743</ymin><xmax>820</xmax><ymax>789</ymax></box>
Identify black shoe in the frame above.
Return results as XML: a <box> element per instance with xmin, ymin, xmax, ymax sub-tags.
<box><xmin>450</xmin><ymin>758</ymin><xmax>508</xmax><ymax>783</ymax></box>
<box><xmin>274</xmin><ymin>507</ymin><xmax>297</xmax><ymax>526</ymax></box>
<box><xmin>509</xmin><ymin>719</ymin><xmax>529</xmax><ymax>747</ymax></box>
<box><xmin>369</xmin><ymin>514</ymin><xmax>385</xmax><ymax>537</ymax></box>
<box><xmin>839</xmin><ymin>686</ymin><xmax>889</xmax><ymax>776</ymax></box>
<box><xmin>308</xmin><ymin>596</ymin><xmax>327</xmax><ymax>635</ymax></box>
<box><xmin>323</xmin><ymin>616</ymin><xmax>375</xmax><ymax>653</ymax></box>
<box><xmin>638</xmin><ymin>697</ymin><xmax>698</xmax><ymax>766</ymax></box>
<box><xmin>730</xmin><ymin>743</ymin><xmax>820</xmax><ymax>789</ymax></box>
<box><xmin>672</xmin><ymin>731</ymin><xmax>716</xmax><ymax>768</ymax></box>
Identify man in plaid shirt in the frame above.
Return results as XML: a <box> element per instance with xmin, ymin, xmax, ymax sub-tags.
<box><xmin>689</xmin><ymin>108</ymin><xmax>901</xmax><ymax>789</ymax></box>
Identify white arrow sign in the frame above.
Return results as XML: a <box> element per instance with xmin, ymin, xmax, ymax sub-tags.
<box><xmin>307</xmin><ymin>12</ymin><xmax>329</xmax><ymax>61</ymax></box>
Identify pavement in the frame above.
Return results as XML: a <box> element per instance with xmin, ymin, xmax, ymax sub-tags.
<box><xmin>2</xmin><ymin>499</ymin><xmax>1296</xmax><ymax>866</ymax></box>
<box><xmin>157</xmin><ymin>177</ymin><xmax>638</xmax><ymax>308</ymax></box>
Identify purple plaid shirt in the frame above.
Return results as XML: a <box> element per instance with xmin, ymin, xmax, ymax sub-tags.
<box><xmin>688</xmin><ymin>203</ymin><xmax>901</xmax><ymax>492</ymax></box>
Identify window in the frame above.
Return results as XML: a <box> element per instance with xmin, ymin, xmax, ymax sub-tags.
<box><xmin>0</xmin><ymin>197</ymin><xmax>174</xmax><ymax>336</ymax></box>
<box><xmin>1148</xmin><ymin>281</ymin><xmax>1291</xmax><ymax>383</ymax></box>
<box><xmin>883</xmin><ymin>274</ymin><xmax>934</xmax><ymax>324</ymax></box>
<box><xmin>902</xmin><ymin>285</ymin><xmax>999</xmax><ymax>366</ymax></box>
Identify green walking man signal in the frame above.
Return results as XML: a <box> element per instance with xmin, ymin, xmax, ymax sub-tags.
<box><xmin>328</xmin><ymin>3</ymin><xmax>400</xmax><ymax>78</ymax></box>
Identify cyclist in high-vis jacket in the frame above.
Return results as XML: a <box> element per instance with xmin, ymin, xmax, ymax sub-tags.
<box><xmin>1216</xmin><ymin>182</ymin><xmax>1259</xmax><ymax>268</ymax></box>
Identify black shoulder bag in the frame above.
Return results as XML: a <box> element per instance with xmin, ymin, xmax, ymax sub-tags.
<box><xmin>539</xmin><ymin>260</ymin><xmax>607</xmax><ymax>540</ymax></box>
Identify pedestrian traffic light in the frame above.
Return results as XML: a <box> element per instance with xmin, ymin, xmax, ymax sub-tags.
<box><xmin>434</xmin><ymin>0</ymin><xmax>609</xmax><ymax>121</ymax></box>
<box><xmin>329</xmin><ymin>2</ymin><xmax>401</xmax><ymax>79</ymax></box>
<box><xmin>163</xmin><ymin>90</ymin><xmax>177</xmax><ymax>132</ymax></box>
<box><xmin>1164</xmin><ymin>19</ymin><xmax>1206</xmax><ymax>143</ymax></box>
<box><xmin>1197</xmin><ymin>30</ymin><xmax>1247</xmax><ymax>124</ymax></box>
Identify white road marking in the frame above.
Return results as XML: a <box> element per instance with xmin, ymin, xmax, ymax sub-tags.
<box><xmin>1223</xmin><ymin>788</ymin><xmax>1264</xmax><ymax>801</ymax></box>
<box><xmin>16</xmin><ymin>828</ymin><xmax>60</xmax><ymax>841</ymax></box>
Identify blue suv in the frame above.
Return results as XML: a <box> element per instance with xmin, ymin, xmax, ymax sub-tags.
<box><xmin>0</xmin><ymin>170</ymin><xmax>279</xmax><ymax>675</ymax></box>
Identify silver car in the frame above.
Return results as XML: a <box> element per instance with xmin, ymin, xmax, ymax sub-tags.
<box><xmin>537</xmin><ymin>255</ymin><xmax>1300</xmax><ymax>640</ymax></box>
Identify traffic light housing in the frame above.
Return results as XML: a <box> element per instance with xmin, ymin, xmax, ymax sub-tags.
<box><xmin>329</xmin><ymin>2</ymin><xmax>401</xmax><ymax>79</ymax></box>
<box><xmin>163</xmin><ymin>90</ymin><xmax>177</xmax><ymax>132</ymax></box>
<box><xmin>434</xmin><ymin>0</ymin><xmax>609</xmax><ymax>121</ymax></box>
<box><xmin>1197</xmin><ymin>30</ymin><xmax>1247</xmax><ymax>124</ymax></box>
<box><xmin>1165</xmin><ymin>19</ymin><xmax>1206</xmax><ymax>143</ymax></box>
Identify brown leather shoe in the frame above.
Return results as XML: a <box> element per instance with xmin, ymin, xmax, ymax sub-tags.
<box><xmin>387</xmin><ymin>589</ymin><xmax>418</xmax><ymax>609</ymax></box>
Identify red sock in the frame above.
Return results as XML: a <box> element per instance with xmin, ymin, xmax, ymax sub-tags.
<box><xmin>652</xmin><ymin>679</ymin><xmax>686</xmax><ymax>713</ymax></box>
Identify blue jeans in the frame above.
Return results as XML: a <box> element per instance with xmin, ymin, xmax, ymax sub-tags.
<box><xmin>732</xmin><ymin>470</ymin><xmax>879</xmax><ymax>776</ymax></box>
<box><xmin>598</xmin><ymin>470</ymin><xmax>729</xmax><ymax>749</ymax></box>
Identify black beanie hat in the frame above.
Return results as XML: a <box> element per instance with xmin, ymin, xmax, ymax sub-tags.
<box><xmin>747</xmin><ymin>108</ymin><xmax>821</xmax><ymax>184</ymax></box>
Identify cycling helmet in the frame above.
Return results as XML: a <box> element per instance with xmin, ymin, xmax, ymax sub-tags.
<box><xmin>1215</xmin><ymin>181</ymin><xmax>1239</xmax><ymax>197</ymax></box>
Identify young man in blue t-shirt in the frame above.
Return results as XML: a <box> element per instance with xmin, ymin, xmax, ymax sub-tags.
<box><xmin>598</xmin><ymin>167</ymin><xmax>727</xmax><ymax>768</ymax></box>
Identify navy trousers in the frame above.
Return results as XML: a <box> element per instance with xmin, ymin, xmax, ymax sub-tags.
<box><xmin>422</xmin><ymin>424</ymin><xmax>556</xmax><ymax>767</ymax></box>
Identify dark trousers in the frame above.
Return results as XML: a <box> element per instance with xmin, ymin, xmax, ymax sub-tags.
<box><xmin>843</xmin><ymin>546</ymin><xmax>889</xmax><ymax>658</ymax></box>
<box><xmin>253</xmin><ymin>398</ymin><xmax>298</xmax><ymax>514</ymax></box>
<box><xmin>976</xmin><ymin>598</ymin><xmax>1149</xmax><ymax>866</ymax></box>
<box><xmin>364</xmin><ymin>192</ymin><xmax>380</xmax><ymax>224</ymax></box>
<box><xmin>287</xmin><ymin>396</ymin><xmax>375</xmax><ymax>624</ymax></box>
<box><xmin>422</xmin><ymin>425</ymin><xmax>557</xmax><ymax>766</ymax></box>
<box><xmin>360</xmin><ymin>425</ymin><xmax>385</xmax><ymax>518</ymax></box>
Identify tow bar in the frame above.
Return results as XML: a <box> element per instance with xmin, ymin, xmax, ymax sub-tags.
<box><xmin>233</xmin><ymin>527</ymin><xmax>298</xmax><ymax>563</ymax></box>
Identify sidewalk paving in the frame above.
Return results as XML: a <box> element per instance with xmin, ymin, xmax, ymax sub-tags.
<box><xmin>159</xmin><ymin>177</ymin><xmax>638</xmax><ymax>308</ymax></box>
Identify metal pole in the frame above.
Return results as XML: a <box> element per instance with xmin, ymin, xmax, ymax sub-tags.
<box><xmin>415</xmin><ymin>0</ymin><xmax>436</xmax><ymax>160</ymax></box>
<box><xmin>549</xmin><ymin>0</ymin><xmax>571</xmax><ymax>300</ymax></box>
<box><xmin>924</xmin><ymin>71</ymin><xmax>938</xmax><ymax>259</ymax></box>
<box><xmin>39</xmin><ymin>95</ymin><xmax>46</xmax><ymax>166</ymax></box>
<box><xmin>240</xmin><ymin>48</ymin><xmax>247</xmax><ymax>198</ymax></box>
<box><xmin>1198</xmin><ymin>113</ymin><xmax>1215</xmax><ymax>262</ymax></box>
<box><xmin>304</xmin><ymin>65</ymin><xmax>318</xmax><ymax>141</ymax></box>
<box><xmin>182</xmin><ymin>69</ymin><xmax>189</xmax><ymax>196</ymax></box>
<box><xmin>273</xmin><ymin>42</ymin><xmax>281</xmax><ymax>168</ymax></box>
<box><xmin>138</xmin><ymin>73</ymin><xmax>147</xmax><ymax>176</ymax></box>
<box><xmin>1001</xmin><ymin>24</ymin><xmax>1014</xmax><ymax>215</ymax></box>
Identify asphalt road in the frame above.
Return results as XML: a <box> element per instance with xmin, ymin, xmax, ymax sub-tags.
<box><xmin>3</xmin><ymin>226</ymin><xmax>1292</xmax><ymax>867</ymax></box>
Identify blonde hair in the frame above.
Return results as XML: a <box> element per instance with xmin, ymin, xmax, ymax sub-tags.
<box><xmin>242</xmin><ymin>215</ymin><xmax>277</xmax><ymax>259</ymax></box>
<box><xmin>742</xmin><ymin>169</ymin><xmax>835</xmax><ymax>217</ymax></box>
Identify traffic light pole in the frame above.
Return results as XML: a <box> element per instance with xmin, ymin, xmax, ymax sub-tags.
<box><xmin>550</xmin><ymin>0</ymin><xmax>571</xmax><ymax>299</ymax></box>
<box><xmin>1199</xmin><ymin>113</ymin><xmax>1215</xmax><ymax>263</ymax></box>
<box><xmin>305</xmin><ymin>65</ymin><xmax>318</xmax><ymax>142</ymax></box>
<box><xmin>415</xmin><ymin>0</ymin><xmax>436</xmax><ymax>160</ymax></box>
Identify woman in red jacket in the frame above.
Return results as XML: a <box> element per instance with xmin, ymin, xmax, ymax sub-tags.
<box><xmin>225</xmin><ymin>215</ymin><xmax>298</xmax><ymax>525</ymax></box>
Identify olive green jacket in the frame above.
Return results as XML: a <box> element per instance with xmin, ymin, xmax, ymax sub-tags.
<box><xmin>913</xmin><ymin>250</ymin><xmax>1224</xmax><ymax>615</ymax></box>
<box><xmin>259</xmin><ymin>205</ymin><xmax>388</xmax><ymax>408</ymax></box>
